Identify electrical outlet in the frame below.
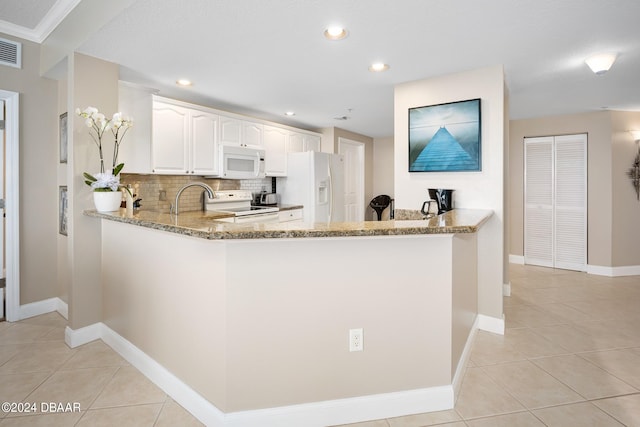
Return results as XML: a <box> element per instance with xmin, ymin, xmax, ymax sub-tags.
<box><xmin>349</xmin><ymin>328</ymin><xmax>363</xmax><ymax>352</ymax></box>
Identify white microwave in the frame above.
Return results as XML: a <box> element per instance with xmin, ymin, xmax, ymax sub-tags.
<box><xmin>219</xmin><ymin>145</ymin><xmax>265</xmax><ymax>179</ymax></box>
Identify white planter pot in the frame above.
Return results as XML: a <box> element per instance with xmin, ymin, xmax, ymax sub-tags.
<box><xmin>93</xmin><ymin>191</ymin><xmax>122</xmax><ymax>212</ymax></box>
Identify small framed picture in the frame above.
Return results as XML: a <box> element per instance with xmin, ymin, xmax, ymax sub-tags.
<box><xmin>59</xmin><ymin>112</ymin><xmax>68</xmax><ymax>164</ymax></box>
<box><xmin>59</xmin><ymin>186</ymin><xmax>68</xmax><ymax>236</ymax></box>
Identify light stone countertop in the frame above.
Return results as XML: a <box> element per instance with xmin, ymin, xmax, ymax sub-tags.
<box><xmin>85</xmin><ymin>208</ymin><xmax>493</xmax><ymax>240</ymax></box>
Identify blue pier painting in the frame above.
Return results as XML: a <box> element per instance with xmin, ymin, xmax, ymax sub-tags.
<box><xmin>408</xmin><ymin>98</ymin><xmax>481</xmax><ymax>172</ymax></box>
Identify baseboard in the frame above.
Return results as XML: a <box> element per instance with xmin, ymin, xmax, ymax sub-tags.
<box><xmin>587</xmin><ymin>264</ymin><xmax>640</xmax><ymax>277</ymax></box>
<box><xmin>223</xmin><ymin>386</ymin><xmax>453</xmax><ymax>427</ymax></box>
<box><xmin>64</xmin><ymin>322</ymin><xmax>103</xmax><ymax>348</ymax></box>
<box><xmin>477</xmin><ymin>314</ymin><xmax>505</xmax><ymax>335</ymax></box>
<box><xmin>451</xmin><ymin>316</ymin><xmax>479</xmax><ymax>401</ymax></box>
<box><xmin>509</xmin><ymin>255</ymin><xmax>524</xmax><ymax>264</ymax></box>
<box><xmin>19</xmin><ymin>297</ymin><xmax>68</xmax><ymax>321</ymax></box>
<box><xmin>66</xmin><ymin>322</ymin><xmax>456</xmax><ymax>426</ymax></box>
<box><xmin>503</xmin><ymin>282</ymin><xmax>511</xmax><ymax>297</ymax></box>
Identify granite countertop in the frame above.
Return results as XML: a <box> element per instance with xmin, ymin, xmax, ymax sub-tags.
<box><xmin>85</xmin><ymin>208</ymin><xmax>493</xmax><ymax>240</ymax></box>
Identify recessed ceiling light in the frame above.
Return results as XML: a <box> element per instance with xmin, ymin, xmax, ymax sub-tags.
<box><xmin>368</xmin><ymin>62</ymin><xmax>390</xmax><ymax>72</ymax></box>
<box><xmin>284</xmin><ymin>111</ymin><xmax>296</xmax><ymax>116</ymax></box>
<box><xmin>176</xmin><ymin>79</ymin><xmax>193</xmax><ymax>86</ymax></box>
<box><xmin>324</xmin><ymin>26</ymin><xmax>348</xmax><ymax>41</ymax></box>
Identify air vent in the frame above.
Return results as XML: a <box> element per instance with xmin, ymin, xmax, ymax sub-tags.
<box><xmin>0</xmin><ymin>38</ymin><xmax>21</xmax><ymax>69</ymax></box>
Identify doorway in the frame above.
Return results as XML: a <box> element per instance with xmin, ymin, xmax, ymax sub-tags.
<box><xmin>1</xmin><ymin>99</ymin><xmax>4</xmax><ymax>320</ymax></box>
<box><xmin>0</xmin><ymin>90</ymin><xmax>19</xmax><ymax>321</ymax></box>
<box><xmin>338</xmin><ymin>137</ymin><xmax>365</xmax><ymax>221</ymax></box>
<box><xmin>524</xmin><ymin>134</ymin><xmax>587</xmax><ymax>271</ymax></box>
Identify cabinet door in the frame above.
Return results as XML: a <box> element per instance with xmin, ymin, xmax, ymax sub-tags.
<box><xmin>243</xmin><ymin>122</ymin><xmax>263</xmax><ymax>147</ymax></box>
<box><xmin>304</xmin><ymin>135</ymin><xmax>321</xmax><ymax>152</ymax></box>
<box><xmin>219</xmin><ymin>116</ymin><xmax>242</xmax><ymax>145</ymax></box>
<box><xmin>264</xmin><ymin>125</ymin><xmax>288</xmax><ymax>176</ymax></box>
<box><xmin>191</xmin><ymin>111</ymin><xmax>219</xmax><ymax>175</ymax></box>
<box><xmin>152</xmin><ymin>102</ymin><xmax>189</xmax><ymax>174</ymax></box>
<box><xmin>288</xmin><ymin>133</ymin><xmax>305</xmax><ymax>153</ymax></box>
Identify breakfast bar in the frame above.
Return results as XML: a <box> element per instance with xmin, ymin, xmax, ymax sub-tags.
<box><xmin>87</xmin><ymin>209</ymin><xmax>492</xmax><ymax>427</ymax></box>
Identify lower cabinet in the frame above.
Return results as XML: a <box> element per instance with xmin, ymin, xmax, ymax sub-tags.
<box><xmin>279</xmin><ymin>209</ymin><xmax>303</xmax><ymax>223</ymax></box>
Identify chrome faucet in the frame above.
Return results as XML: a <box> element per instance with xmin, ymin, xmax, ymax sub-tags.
<box><xmin>172</xmin><ymin>182</ymin><xmax>214</xmax><ymax>215</ymax></box>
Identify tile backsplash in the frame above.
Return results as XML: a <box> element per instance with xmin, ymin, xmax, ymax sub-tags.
<box><xmin>121</xmin><ymin>174</ymin><xmax>274</xmax><ymax>213</ymax></box>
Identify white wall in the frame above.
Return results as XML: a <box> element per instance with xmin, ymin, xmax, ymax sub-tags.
<box><xmin>393</xmin><ymin>65</ymin><xmax>506</xmax><ymax>320</ymax></box>
<box><xmin>372</xmin><ymin>137</ymin><xmax>394</xmax><ymax>220</ymax></box>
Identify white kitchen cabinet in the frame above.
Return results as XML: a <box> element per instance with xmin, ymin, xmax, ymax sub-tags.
<box><xmin>264</xmin><ymin>125</ymin><xmax>288</xmax><ymax>176</ymax></box>
<box><xmin>190</xmin><ymin>110</ymin><xmax>220</xmax><ymax>175</ymax></box>
<box><xmin>152</xmin><ymin>98</ymin><xmax>219</xmax><ymax>175</ymax></box>
<box><xmin>219</xmin><ymin>115</ymin><xmax>263</xmax><ymax>148</ymax></box>
<box><xmin>288</xmin><ymin>132</ymin><xmax>320</xmax><ymax>153</ymax></box>
<box><xmin>278</xmin><ymin>208</ymin><xmax>303</xmax><ymax>223</ymax></box>
<box><xmin>117</xmin><ymin>82</ymin><xmax>155</xmax><ymax>174</ymax></box>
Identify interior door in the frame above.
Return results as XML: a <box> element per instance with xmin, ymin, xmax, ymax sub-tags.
<box><xmin>338</xmin><ymin>138</ymin><xmax>364</xmax><ymax>221</ymax></box>
<box><xmin>524</xmin><ymin>134</ymin><xmax>587</xmax><ymax>271</ymax></box>
<box><xmin>1</xmin><ymin>100</ymin><xmax>4</xmax><ymax>280</ymax></box>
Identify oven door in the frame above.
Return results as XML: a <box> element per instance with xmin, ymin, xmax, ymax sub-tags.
<box><xmin>234</xmin><ymin>212</ymin><xmax>280</xmax><ymax>224</ymax></box>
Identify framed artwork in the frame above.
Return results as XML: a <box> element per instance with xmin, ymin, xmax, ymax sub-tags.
<box><xmin>59</xmin><ymin>186</ymin><xmax>68</xmax><ymax>236</ymax></box>
<box><xmin>408</xmin><ymin>98</ymin><xmax>481</xmax><ymax>172</ymax></box>
<box><xmin>59</xmin><ymin>112</ymin><xmax>68</xmax><ymax>163</ymax></box>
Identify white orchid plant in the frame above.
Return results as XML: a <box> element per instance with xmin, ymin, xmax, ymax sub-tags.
<box><xmin>76</xmin><ymin>106</ymin><xmax>133</xmax><ymax>193</ymax></box>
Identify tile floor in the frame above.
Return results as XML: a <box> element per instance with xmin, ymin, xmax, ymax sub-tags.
<box><xmin>0</xmin><ymin>312</ymin><xmax>203</xmax><ymax>426</ymax></box>
<box><xmin>338</xmin><ymin>264</ymin><xmax>640</xmax><ymax>427</ymax></box>
<box><xmin>1</xmin><ymin>264</ymin><xmax>639</xmax><ymax>426</ymax></box>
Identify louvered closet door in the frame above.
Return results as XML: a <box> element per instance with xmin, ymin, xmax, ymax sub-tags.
<box><xmin>525</xmin><ymin>137</ymin><xmax>554</xmax><ymax>267</ymax></box>
<box><xmin>554</xmin><ymin>134</ymin><xmax>587</xmax><ymax>270</ymax></box>
<box><xmin>524</xmin><ymin>134</ymin><xmax>587</xmax><ymax>271</ymax></box>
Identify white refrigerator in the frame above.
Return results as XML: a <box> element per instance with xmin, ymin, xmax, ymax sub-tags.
<box><xmin>277</xmin><ymin>151</ymin><xmax>345</xmax><ymax>223</ymax></box>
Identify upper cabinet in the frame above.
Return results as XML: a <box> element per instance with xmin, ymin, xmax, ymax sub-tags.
<box><xmin>289</xmin><ymin>132</ymin><xmax>320</xmax><ymax>153</ymax></box>
<box><xmin>152</xmin><ymin>97</ymin><xmax>219</xmax><ymax>175</ymax></box>
<box><xmin>219</xmin><ymin>116</ymin><xmax>263</xmax><ymax>148</ymax></box>
<box><xmin>119</xmin><ymin>84</ymin><xmax>322</xmax><ymax>177</ymax></box>
<box><xmin>263</xmin><ymin>125</ymin><xmax>289</xmax><ymax>176</ymax></box>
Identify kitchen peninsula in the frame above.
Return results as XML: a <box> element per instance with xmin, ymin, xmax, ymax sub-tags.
<box><xmin>85</xmin><ymin>208</ymin><xmax>492</xmax><ymax>427</ymax></box>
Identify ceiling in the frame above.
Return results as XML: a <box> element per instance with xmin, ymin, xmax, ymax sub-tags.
<box><xmin>1</xmin><ymin>0</ymin><xmax>639</xmax><ymax>138</ymax></box>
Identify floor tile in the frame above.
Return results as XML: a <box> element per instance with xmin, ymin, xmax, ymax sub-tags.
<box><xmin>75</xmin><ymin>404</ymin><xmax>163</xmax><ymax>427</ymax></box>
<box><xmin>482</xmin><ymin>360</ymin><xmax>584</xmax><ymax>409</ymax></box>
<box><xmin>469</xmin><ymin>331</ymin><xmax>527</xmax><ymax>366</ymax></box>
<box><xmin>0</xmin><ymin>342</ymin><xmax>76</xmax><ymax>374</ymax></box>
<box><xmin>20</xmin><ymin>367</ymin><xmax>118</xmax><ymax>414</ymax></box>
<box><xmin>0</xmin><ymin>372</ymin><xmax>50</xmax><ymax>403</ymax></box>
<box><xmin>533</xmin><ymin>401</ymin><xmax>624</xmax><ymax>426</ymax></box>
<box><xmin>90</xmin><ymin>366</ymin><xmax>166</xmax><ymax>409</ymax></box>
<box><xmin>502</xmin><ymin>328</ymin><xmax>570</xmax><ymax>358</ymax></box>
<box><xmin>528</xmin><ymin>324</ymin><xmax>605</xmax><ymax>353</ymax></box>
<box><xmin>0</xmin><ymin>323</ymin><xmax>56</xmax><ymax>345</ymax></box>
<box><xmin>579</xmin><ymin>349</ymin><xmax>640</xmax><ymax>389</ymax></box>
<box><xmin>454</xmin><ymin>367</ymin><xmax>525</xmax><ymax>419</ymax></box>
<box><xmin>0</xmin><ymin>411</ymin><xmax>83</xmax><ymax>426</ymax></box>
<box><xmin>387</xmin><ymin>409</ymin><xmax>461</xmax><ymax>426</ymax></box>
<box><xmin>532</xmin><ymin>354</ymin><xmax>638</xmax><ymax>399</ymax></box>
<box><xmin>593</xmin><ymin>393</ymin><xmax>640</xmax><ymax>426</ymax></box>
<box><xmin>332</xmin><ymin>420</ymin><xmax>390</xmax><ymax>427</ymax></box>
<box><xmin>465</xmin><ymin>411</ymin><xmax>545</xmax><ymax>427</ymax></box>
<box><xmin>155</xmin><ymin>399</ymin><xmax>204</xmax><ymax>427</ymax></box>
<box><xmin>18</xmin><ymin>313</ymin><xmax>68</xmax><ymax>329</ymax></box>
<box><xmin>59</xmin><ymin>340</ymin><xmax>129</xmax><ymax>370</ymax></box>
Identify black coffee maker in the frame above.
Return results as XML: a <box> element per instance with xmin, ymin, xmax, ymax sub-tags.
<box><xmin>421</xmin><ymin>189</ymin><xmax>454</xmax><ymax>217</ymax></box>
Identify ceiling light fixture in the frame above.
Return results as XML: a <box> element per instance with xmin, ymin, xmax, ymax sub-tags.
<box><xmin>176</xmin><ymin>79</ymin><xmax>193</xmax><ymax>86</ymax></box>
<box><xmin>585</xmin><ymin>53</ymin><xmax>617</xmax><ymax>75</ymax></box>
<box><xmin>284</xmin><ymin>111</ymin><xmax>296</xmax><ymax>116</ymax></box>
<box><xmin>368</xmin><ymin>62</ymin><xmax>390</xmax><ymax>72</ymax></box>
<box><xmin>324</xmin><ymin>26</ymin><xmax>348</xmax><ymax>41</ymax></box>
